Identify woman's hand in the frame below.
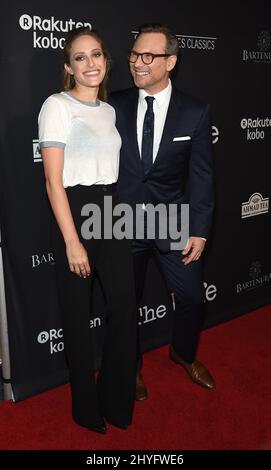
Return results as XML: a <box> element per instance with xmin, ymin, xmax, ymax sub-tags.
<box><xmin>66</xmin><ymin>239</ymin><xmax>91</xmax><ymax>278</ymax></box>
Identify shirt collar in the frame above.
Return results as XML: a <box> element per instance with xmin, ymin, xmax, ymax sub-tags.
<box><xmin>139</xmin><ymin>79</ymin><xmax>172</xmax><ymax>108</ymax></box>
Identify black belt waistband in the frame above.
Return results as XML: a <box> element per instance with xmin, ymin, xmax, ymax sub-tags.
<box><xmin>66</xmin><ymin>183</ymin><xmax>117</xmax><ymax>193</ymax></box>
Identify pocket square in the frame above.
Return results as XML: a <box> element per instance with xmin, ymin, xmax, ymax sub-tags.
<box><xmin>173</xmin><ymin>136</ymin><xmax>191</xmax><ymax>141</ymax></box>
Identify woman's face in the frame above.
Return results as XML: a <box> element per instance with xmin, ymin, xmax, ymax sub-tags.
<box><xmin>65</xmin><ymin>34</ymin><xmax>106</xmax><ymax>91</ymax></box>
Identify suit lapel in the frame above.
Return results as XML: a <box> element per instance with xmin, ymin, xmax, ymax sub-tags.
<box><xmin>124</xmin><ymin>89</ymin><xmax>142</xmax><ymax>173</ymax></box>
<box><xmin>147</xmin><ymin>87</ymin><xmax>182</xmax><ymax>175</ymax></box>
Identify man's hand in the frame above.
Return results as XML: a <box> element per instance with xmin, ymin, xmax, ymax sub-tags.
<box><xmin>182</xmin><ymin>237</ymin><xmax>206</xmax><ymax>265</ymax></box>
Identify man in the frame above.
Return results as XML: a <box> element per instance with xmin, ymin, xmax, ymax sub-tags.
<box><xmin>110</xmin><ymin>23</ymin><xmax>215</xmax><ymax>401</ymax></box>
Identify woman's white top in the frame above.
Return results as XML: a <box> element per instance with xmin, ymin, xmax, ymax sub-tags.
<box><xmin>38</xmin><ymin>91</ymin><xmax>121</xmax><ymax>188</ymax></box>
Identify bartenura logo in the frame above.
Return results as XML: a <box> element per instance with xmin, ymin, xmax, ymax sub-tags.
<box><xmin>32</xmin><ymin>252</ymin><xmax>55</xmax><ymax>268</ymax></box>
<box><xmin>243</xmin><ymin>31</ymin><xmax>271</xmax><ymax>63</ymax></box>
<box><xmin>240</xmin><ymin>116</ymin><xmax>271</xmax><ymax>141</ymax></box>
<box><xmin>131</xmin><ymin>31</ymin><xmax>217</xmax><ymax>51</ymax></box>
<box><xmin>236</xmin><ymin>261</ymin><xmax>271</xmax><ymax>294</ymax></box>
<box><xmin>241</xmin><ymin>192</ymin><xmax>269</xmax><ymax>219</ymax></box>
<box><xmin>37</xmin><ymin>328</ymin><xmax>64</xmax><ymax>355</ymax></box>
<box><xmin>19</xmin><ymin>14</ymin><xmax>92</xmax><ymax>49</ymax></box>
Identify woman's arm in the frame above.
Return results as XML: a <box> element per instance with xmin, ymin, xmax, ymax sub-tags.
<box><xmin>41</xmin><ymin>147</ymin><xmax>91</xmax><ymax>278</ymax></box>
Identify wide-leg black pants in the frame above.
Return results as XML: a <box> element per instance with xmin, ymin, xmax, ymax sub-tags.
<box><xmin>52</xmin><ymin>184</ymin><xmax>137</xmax><ymax>426</ymax></box>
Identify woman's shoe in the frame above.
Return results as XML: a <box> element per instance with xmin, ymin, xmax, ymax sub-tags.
<box><xmin>105</xmin><ymin>417</ymin><xmax>129</xmax><ymax>430</ymax></box>
<box><xmin>88</xmin><ymin>423</ymin><xmax>107</xmax><ymax>434</ymax></box>
<box><xmin>73</xmin><ymin>416</ymin><xmax>107</xmax><ymax>434</ymax></box>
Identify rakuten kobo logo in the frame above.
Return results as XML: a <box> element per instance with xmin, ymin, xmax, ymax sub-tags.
<box><xmin>19</xmin><ymin>14</ymin><xmax>92</xmax><ymax>49</ymax></box>
<box><xmin>37</xmin><ymin>328</ymin><xmax>64</xmax><ymax>355</ymax></box>
<box><xmin>240</xmin><ymin>116</ymin><xmax>271</xmax><ymax>141</ymax></box>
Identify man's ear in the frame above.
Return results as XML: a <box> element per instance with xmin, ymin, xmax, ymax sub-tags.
<box><xmin>64</xmin><ymin>63</ymin><xmax>73</xmax><ymax>75</ymax></box>
<box><xmin>166</xmin><ymin>55</ymin><xmax>177</xmax><ymax>72</ymax></box>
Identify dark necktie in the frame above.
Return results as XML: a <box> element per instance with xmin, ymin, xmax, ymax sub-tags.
<box><xmin>141</xmin><ymin>96</ymin><xmax>155</xmax><ymax>175</ymax></box>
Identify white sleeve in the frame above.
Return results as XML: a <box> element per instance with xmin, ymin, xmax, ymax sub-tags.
<box><xmin>38</xmin><ymin>95</ymin><xmax>69</xmax><ymax>148</ymax></box>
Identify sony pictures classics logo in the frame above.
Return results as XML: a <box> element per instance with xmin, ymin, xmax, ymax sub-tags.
<box><xmin>176</xmin><ymin>34</ymin><xmax>217</xmax><ymax>51</ymax></box>
<box><xmin>243</xmin><ymin>31</ymin><xmax>271</xmax><ymax>63</ymax></box>
<box><xmin>241</xmin><ymin>192</ymin><xmax>269</xmax><ymax>219</ymax></box>
<box><xmin>131</xmin><ymin>31</ymin><xmax>217</xmax><ymax>51</ymax></box>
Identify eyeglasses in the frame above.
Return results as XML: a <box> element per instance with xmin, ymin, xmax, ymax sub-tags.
<box><xmin>127</xmin><ymin>51</ymin><xmax>171</xmax><ymax>65</ymax></box>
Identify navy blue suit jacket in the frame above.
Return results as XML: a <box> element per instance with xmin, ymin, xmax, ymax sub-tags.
<box><xmin>109</xmin><ymin>86</ymin><xmax>214</xmax><ymax>240</ymax></box>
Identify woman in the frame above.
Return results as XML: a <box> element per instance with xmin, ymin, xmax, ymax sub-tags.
<box><xmin>38</xmin><ymin>27</ymin><xmax>136</xmax><ymax>434</ymax></box>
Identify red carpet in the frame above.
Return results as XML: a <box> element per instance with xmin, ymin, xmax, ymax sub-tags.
<box><xmin>0</xmin><ymin>305</ymin><xmax>271</xmax><ymax>450</ymax></box>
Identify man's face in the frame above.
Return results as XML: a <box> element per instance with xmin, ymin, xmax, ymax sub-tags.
<box><xmin>129</xmin><ymin>32</ymin><xmax>177</xmax><ymax>94</ymax></box>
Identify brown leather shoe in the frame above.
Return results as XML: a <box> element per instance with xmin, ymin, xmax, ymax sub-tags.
<box><xmin>169</xmin><ymin>346</ymin><xmax>215</xmax><ymax>389</ymax></box>
<box><xmin>135</xmin><ymin>371</ymin><xmax>148</xmax><ymax>401</ymax></box>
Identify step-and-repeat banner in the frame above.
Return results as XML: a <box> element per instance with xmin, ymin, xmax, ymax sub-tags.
<box><xmin>0</xmin><ymin>1</ymin><xmax>270</xmax><ymax>400</ymax></box>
